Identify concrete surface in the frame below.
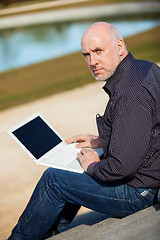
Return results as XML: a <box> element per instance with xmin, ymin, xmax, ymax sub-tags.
<box><xmin>47</xmin><ymin>203</ymin><xmax>160</xmax><ymax>240</ymax></box>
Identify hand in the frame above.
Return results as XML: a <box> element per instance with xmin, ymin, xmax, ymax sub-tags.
<box><xmin>77</xmin><ymin>148</ymin><xmax>100</xmax><ymax>172</ymax></box>
<box><xmin>65</xmin><ymin>134</ymin><xmax>102</xmax><ymax>149</ymax></box>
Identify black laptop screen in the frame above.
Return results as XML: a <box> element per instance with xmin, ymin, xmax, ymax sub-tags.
<box><xmin>12</xmin><ymin>116</ymin><xmax>62</xmax><ymax>159</ymax></box>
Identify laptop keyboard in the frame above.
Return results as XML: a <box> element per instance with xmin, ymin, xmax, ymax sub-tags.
<box><xmin>46</xmin><ymin>144</ymin><xmax>81</xmax><ymax>166</ymax></box>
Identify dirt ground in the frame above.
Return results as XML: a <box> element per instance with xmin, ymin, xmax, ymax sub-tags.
<box><xmin>0</xmin><ymin>81</ymin><xmax>108</xmax><ymax>240</ymax></box>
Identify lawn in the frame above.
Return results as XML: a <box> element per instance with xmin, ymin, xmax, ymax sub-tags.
<box><xmin>0</xmin><ymin>25</ymin><xmax>160</xmax><ymax>111</ymax></box>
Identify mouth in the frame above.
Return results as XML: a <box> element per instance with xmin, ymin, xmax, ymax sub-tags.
<box><xmin>93</xmin><ymin>68</ymin><xmax>102</xmax><ymax>74</ymax></box>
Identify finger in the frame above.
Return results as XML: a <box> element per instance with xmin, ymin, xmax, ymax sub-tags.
<box><xmin>76</xmin><ymin>142</ymin><xmax>90</xmax><ymax>149</ymax></box>
<box><xmin>77</xmin><ymin>152</ymin><xmax>84</xmax><ymax>159</ymax></box>
<box><xmin>65</xmin><ymin>136</ymin><xmax>79</xmax><ymax>144</ymax></box>
<box><xmin>80</xmin><ymin>148</ymin><xmax>89</xmax><ymax>154</ymax></box>
<box><xmin>81</xmin><ymin>148</ymin><xmax>98</xmax><ymax>157</ymax></box>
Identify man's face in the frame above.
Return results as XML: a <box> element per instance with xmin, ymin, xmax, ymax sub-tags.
<box><xmin>81</xmin><ymin>32</ymin><xmax>121</xmax><ymax>81</ymax></box>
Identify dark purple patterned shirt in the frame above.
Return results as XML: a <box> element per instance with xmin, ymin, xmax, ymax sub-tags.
<box><xmin>87</xmin><ymin>53</ymin><xmax>160</xmax><ymax>188</ymax></box>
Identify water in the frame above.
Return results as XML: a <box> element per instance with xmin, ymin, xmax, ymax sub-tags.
<box><xmin>0</xmin><ymin>20</ymin><xmax>159</xmax><ymax>73</ymax></box>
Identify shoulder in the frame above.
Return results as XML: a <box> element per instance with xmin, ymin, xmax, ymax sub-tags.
<box><xmin>123</xmin><ymin>57</ymin><xmax>160</xmax><ymax>98</ymax></box>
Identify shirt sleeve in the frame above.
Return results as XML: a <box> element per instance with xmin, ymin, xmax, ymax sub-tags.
<box><xmin>87</xmin><ymin>93</ymin><xmax>153</xmax><ymax>182</ymax></box>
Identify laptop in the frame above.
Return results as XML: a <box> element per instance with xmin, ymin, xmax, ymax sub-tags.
<box><xmin>8</xmin><ymin>113</ymin><xmax>103</xmax><ymax>173</ymax></box>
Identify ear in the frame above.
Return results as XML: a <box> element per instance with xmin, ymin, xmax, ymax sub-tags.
<box><xmin>116</xmin><ymin>39</ymin><xmax>125</xmax><ymax>56</ymax></box>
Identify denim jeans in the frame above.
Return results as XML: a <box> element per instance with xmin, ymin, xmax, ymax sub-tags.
<box><xmin>8</xmin><ymin>168</ymin><xmax>158</xmax><ymax>240</ymax></box>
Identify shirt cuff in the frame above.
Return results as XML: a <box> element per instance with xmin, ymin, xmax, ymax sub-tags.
<box><xmin>87</xmin><ymin>162</ymin><xmax>98</xmax><ymax>176</ymax></box>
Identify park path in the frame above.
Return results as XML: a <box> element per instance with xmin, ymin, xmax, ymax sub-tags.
<box><xmin>0</xmin><ymin>81</ymin><xmax>108</xmax><ymax>240</ymax></box>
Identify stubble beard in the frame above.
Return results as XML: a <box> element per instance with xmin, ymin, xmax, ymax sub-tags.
<box><xmin>92</xmin><ymin>69</ymin><xmax>116</xmax><ymax>82</ymax></box>
<box><xmin>93</xmin><ymin>54</ymin><xmax>121</xmax><ymax>82</ymax></box>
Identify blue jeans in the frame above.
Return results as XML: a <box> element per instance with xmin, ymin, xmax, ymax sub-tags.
<box><xmin>8</xmin><ymin>168</ymin><xmax>157</xmax><ymax>240</ymax></box>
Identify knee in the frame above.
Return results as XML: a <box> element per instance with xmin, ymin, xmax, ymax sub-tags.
<box><xmin>43</xmin><ymin>167</ymin><xmax>55</xmax><ymax>176</ymax></box>
<box><xmin>41</xmin><ymin>168</ymin><xmax>72</xmax><ymax>188</ymax></box>
<box><xmin>41</xmin><ymin>168</ymin><xmax>64</xmax><ymax>184</ymax></box>
<box><xmin>42</xmin><ymin>167</ymin><xmax>56</xmax><ymax>180</ymax></box>
<box><xmin>40</xmin><ymin>168</ymin><xmax>66</xmax><ymax>197</ymax></box>
<box><xmin>40</xmin><ymin>168</ymin><xmax>56</xmax><ymax>186</ymax></box>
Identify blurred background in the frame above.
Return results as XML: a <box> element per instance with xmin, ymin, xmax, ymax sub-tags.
<box><xmin>0</xmin><ymin>0</ymin><xmax>160</xmax><ymax>239</ymax></box>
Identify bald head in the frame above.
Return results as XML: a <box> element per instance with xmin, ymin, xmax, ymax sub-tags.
<box><xmin>81</xmin><ymin>22</ymin><xmax>128</xmax><ymax>81</ymax></box>
<box><xmin>81</xmin><ymin>22</ymin><xmax>123</xmax><ymax>48</ymax></box>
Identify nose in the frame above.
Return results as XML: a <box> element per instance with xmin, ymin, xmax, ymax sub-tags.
<box><xmin>90</xmin><ymin>54</ymin><xmax>98</xmax><ymax>66</ymax></box>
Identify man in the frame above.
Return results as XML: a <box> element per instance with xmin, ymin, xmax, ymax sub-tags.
<box><xmin>8</xmin><ymin>22</ymin><xmax>160</xmax><ymax>240</ymax></box>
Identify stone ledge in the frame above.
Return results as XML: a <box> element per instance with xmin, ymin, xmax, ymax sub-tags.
<box><xmin>47</xmin><ymin>203</ymin><xmax>160</xmax><ymax>240</ymax></box>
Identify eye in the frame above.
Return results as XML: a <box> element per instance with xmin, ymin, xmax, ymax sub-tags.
<box><xmin>83</xmin><ymin>53</ymin><xmax>90</xmax><ymax>57</ymax></box>
<box><xmin>96</xmin><ymin>49</ymin><xmax>102</xmax><ymax>54</ymax></box>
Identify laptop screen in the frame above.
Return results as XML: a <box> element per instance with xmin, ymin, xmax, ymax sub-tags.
<box><xmin>12</xmin><ymin>116</ymin><xmax>62</xmax><ymax>159</ymax></box>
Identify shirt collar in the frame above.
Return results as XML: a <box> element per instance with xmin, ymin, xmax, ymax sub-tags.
<box><xmin>103</xmin><ymin>52</ymin><xmax>135</xmax><ymax>96</ymax></box>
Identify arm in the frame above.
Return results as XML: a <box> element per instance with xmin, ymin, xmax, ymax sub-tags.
<box><xmin>87</xmin><ymin>96</ymin><xmax>153</xmax><ymax>182</ymax></box>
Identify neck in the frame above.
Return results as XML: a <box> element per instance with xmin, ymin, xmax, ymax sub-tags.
<box><xmin>121</xmin><ymin>50</ymin><xmax>129</xmax><ymax>61</ymax></box>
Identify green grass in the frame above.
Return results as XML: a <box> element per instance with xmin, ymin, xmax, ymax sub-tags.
<box><xmin>0</xmin><ymin>26</ymin><xmax>160</xmax><ymax>111</ymax></box>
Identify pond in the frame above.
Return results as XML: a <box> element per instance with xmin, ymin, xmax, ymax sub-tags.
<box><xmin>0</xmin><ymin>19</ymin><xmax>159</xmax><ymax>73</ymax></box>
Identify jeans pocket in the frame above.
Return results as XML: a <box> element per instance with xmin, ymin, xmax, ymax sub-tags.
<box><xmin>134</xmin><ymin>188</ymin><xmax>157</xmax><ymax>209</ymax></box>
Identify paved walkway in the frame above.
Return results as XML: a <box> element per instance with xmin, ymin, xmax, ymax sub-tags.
<box><xmin>0</xmin><ymin>81</ymin><xmax>107</xmax><ymax>240</ymax></box>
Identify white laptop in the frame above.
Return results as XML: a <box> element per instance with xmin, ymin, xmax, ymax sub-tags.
<box><xmin>8</xmin><ymin>113</ymin><xmax>103</xmax><ymax>173</ymax></box>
